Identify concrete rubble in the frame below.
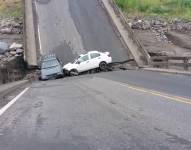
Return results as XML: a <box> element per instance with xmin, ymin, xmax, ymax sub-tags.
<box><xmin>129</xmin><ymin>18</ymin><xmax>170</xmax><ymax>43</ymax></box>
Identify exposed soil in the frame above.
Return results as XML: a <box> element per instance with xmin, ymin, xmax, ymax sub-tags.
<box><xmin>130</xmin><ymin>18</ymin><xmax>191</xmax><ymax>57</ymax></box>
<box><xmin>135</xmin><ymin>30</ymin><xmax>191</xmax><ymax>57</ymax></box>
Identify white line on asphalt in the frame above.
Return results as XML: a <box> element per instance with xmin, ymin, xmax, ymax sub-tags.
<box><xmin>0</xmin><ymin>87</ymin><xmax>30</xmax><ymax>117</ymax></box>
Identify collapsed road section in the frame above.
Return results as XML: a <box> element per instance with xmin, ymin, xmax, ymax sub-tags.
<box><xmin>34</xmin><ymin>0</ymin><xmax>133</xmax><ymax>65</ymax></box>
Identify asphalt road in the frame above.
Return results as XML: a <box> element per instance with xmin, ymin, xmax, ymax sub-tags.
<box><xmin>35</xmin><ymin>0</ymin><xmax>130</xmax><ymax>63</ymax></box>
<box><xmin>0</xmin><ymin>70</ymin><xmax>191</xmax><ymax>150</ymax></box>
<box><xmin>2</xmin><ymin>0</ymin><xmax>190</xmax><ymax>149</ymax></box>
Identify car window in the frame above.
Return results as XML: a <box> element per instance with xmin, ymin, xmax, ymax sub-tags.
<box><xmin>42</xmin><ymin>59</ymin><xmax>59</xmax><ymax>69</ymax></box>
<box><xmin>80</xmin><ymin>55</ymin><xmax>89</xmax><ymax>62</ymax></box>
<box><xmin>90</xmin><ymin>53</ymin><xmax>100</xmax><ymax>59</ymax></box>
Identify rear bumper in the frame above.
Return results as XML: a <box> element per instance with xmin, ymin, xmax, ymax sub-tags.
<box><xmin>41</xmin><ymin>73</ymin><xmax>64</xmax><ymax>80</ymax></box>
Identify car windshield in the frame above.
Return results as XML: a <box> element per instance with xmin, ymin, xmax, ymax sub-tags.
<box><xmin>72</xmin><ymin>56</ymin><xmax>81</xmax><ymax>64</ymax></box>
<box><xmin>42</xmin><ymin>59</ymin><xmax>59</xmax><ymax>69</ymax></box>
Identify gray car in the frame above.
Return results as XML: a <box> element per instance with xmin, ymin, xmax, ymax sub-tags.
<box><xmin>39</xmin><ymin>54</ymin><xmax>64</xmax><ymax>80</ymax></box>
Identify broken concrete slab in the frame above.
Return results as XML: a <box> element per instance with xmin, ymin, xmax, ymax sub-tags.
<box><xmin>9</xmin><ymin>42</ymin><xmax>23</xmax><ymax>50</ymax></box>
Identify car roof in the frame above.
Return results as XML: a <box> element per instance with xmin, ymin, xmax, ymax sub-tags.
<box><xmin>42</xmin><ymin>54</ymin><xmax>57</xmax><ymax>61</ymax></box>
<box><xmin>80</xmin><ymin>51</ymin><xmax>100</xmax><ymax>56</ymax></box>
<box><xmin>88</xmin><ymin>51</ymin><xmax>99</xmax><ymax>53</ymax></box>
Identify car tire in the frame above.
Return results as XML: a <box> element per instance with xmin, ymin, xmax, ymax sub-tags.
<box><xmin>99</xmin><ymin>61</ymin><xmax>107</xmax><ymax>71</ymax></box>
<box><xmin>69</xmin><ymin>69</ymin><xmax>79</xmax><ymax>76</ymax></box>
<box><xmin>39</xmin><ymin>76</ymin><xmax>42</xmax><ymax>81</ymax></box>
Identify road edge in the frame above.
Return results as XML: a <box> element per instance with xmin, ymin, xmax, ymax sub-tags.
<box><xmin>0</xmin><ymin>87</ymin><xmax>30</xmax><ymax>117</ymax></box>
<box><xmin>0</xmin><ymin>80</ymin><xmax>30</xmax><ymax>100</ymax></box>
<box><xmin>142</xmin><ymin>67</ymin><xmax>191</xmax><ymax>76</ymax></box>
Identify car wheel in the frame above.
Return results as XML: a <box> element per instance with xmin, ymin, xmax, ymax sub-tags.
<box><xmin>69</xmin><ymin>69</ymin><xmax>79</xmax><ymax>76</ymax></box>
<box><xmin>99</xmin><ymin>61</ymin><xmax>107</xmax><ymax>71</ymax></box>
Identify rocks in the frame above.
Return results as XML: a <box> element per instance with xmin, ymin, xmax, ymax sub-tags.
<box><xmin>0</xmin><ymin>42</ymin><xmax>24</xmax><ymax>63</ymax></box>
<box><xmin>130</xmin><ymin>18</ymin><xmax>167</xmax><ymax>30</ymax></box>
<box><xmin>130</xmin><ymin>17</ymin><xmax>191</xmax><ymax>41</ymax></box>
<box><xmin>0</xmin><ymin>42</ymin><xmax>9</xmax><ymax>54</ymax></box>
<box><xmin>0</xmin><ymin>18</ymin><xmax>23</xmax><ymax>34</ymax></box>
<box><xmin>129</xmin><ymin>18</ymin><xmax>170</xmax><ymax>43</ymax></box>
<box><xmin>0</xmin><ymin>18</ymin><xmax>23</xmax><ymax>64</ymax></box>
<box><xmin>171</xmin><ymin>19</ymin><xmax>191</xmax><ymax>32</ymax></box>
<box><xmin>9</xmin><ymin>42</ymin><xmax>23</xmax><ymax>49</ymax></box>
<box><xmin>16</xmin><ymin>49</ymin><xmax>23</xmax><ymax>54</ymax></box>
<box><xmin>130</xmin><ymin>19</ymin><xmax>151</xmax><ymax>30</ymax></box>
<box><xmin>0</xmin><ymin>28</ymin><xmax>12</xmax><ymax>34</ymax></box>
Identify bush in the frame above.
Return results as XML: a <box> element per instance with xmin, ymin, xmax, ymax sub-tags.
<box><xmin>116</xmin><ymin>0</ymin><xmax>191</xmax><ymax>20</ymax></box>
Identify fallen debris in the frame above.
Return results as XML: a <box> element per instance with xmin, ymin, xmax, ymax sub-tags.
<box><xmin>9</xmin><ymin>42</ymin><xmax>23</xmax><ymax>50</ymax></box>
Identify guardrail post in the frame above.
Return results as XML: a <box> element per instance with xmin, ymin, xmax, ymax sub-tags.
<box><xmin>183</xmin><ymin>58</ymin><xmax>189</xmax><ymax>71</ymax></box>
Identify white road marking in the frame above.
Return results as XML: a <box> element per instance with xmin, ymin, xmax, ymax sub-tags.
<box><xmin>0</xmin><ymin>87</ymin><xmax>30</xmax><ymax>117</ymax></box>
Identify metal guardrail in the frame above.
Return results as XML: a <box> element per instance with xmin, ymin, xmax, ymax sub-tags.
<box><xmin>151</xmin><ymin>56</ymin><xmax>191</xmax><ymax>71</ymax></box>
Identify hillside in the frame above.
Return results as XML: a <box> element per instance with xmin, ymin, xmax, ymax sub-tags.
<box><xmin>0</xmin><ymin>0</ymin><xmax>22</xmax><ymax>18</ymax></box>
<box><xmin>116</xmin><ymin>0</ymin><xmax>191</xmax><ymax>20</ymax></box>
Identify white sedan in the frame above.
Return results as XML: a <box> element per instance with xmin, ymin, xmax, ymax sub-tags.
<box><xmin>63</xmin><ymin>51</ymin><xmax>112</xmax><ymax>75</ymax></box>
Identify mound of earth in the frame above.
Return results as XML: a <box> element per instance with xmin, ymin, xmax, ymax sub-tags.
<box><xmin>129</xmin><ymin>18</ymin><xmax>191</xmax><ymax>57</ymax></box>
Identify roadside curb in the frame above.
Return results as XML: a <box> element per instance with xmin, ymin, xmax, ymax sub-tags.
<box><xmin>0</xmin><ymin>80</ymin><xmax>30</xmax><ymax>100</ymax></box>
<box><xmin>142</xmin><ymin>68</ymin><xmax>191</xmax><ymax>76</ymax></box>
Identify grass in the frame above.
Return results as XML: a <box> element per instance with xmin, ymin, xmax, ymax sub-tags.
<box><xmin>116</xmin><ymin>0</ymin><xmax>191</xmax><ymax>20</ymax></box>
<box><xmin>0</xmin><ymin>0</ymin><xmax>22</xmax><ymax>18</ymax></box>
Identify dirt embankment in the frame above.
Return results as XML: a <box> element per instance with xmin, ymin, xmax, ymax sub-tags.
<box><xmin>0</xmin><ymin>0</ymin><xmax>25</xmax><ymax>84</ymax></box>
<box><xmin>129</xmin><ymin>18</ymin><xmax>191</xmax><ymax>57</ymax></box>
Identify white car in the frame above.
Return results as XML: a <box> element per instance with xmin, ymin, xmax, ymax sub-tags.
<box><xmin>63</xmin><ymin>51</ymin><xmax>112</xmax><ymax>75</ymax></box>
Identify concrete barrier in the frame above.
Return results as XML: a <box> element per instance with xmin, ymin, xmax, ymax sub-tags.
<box><xmin>24</xmin><ymin>0</ymin><xmax>38</xmax><ymax>67</ymax></box>
<box><xmin>100</xmin><ymin>0</ymin><xmax>150</xmax><ymax>67</ymax></box>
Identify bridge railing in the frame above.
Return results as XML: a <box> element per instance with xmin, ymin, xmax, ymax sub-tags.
<box><xmin>151</xmin><ymin>56</ymin><xmax>191</xmax><ymax>71</ymax></box>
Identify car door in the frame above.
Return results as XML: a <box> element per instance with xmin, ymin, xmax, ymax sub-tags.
<box><xmin>77</xmin><ymin>54</ymin><xmax>91</xmax><ymax>72</ymax></box>
<box><xmin>89</xmin><ymin>52</ymin><xmax>101</xmax><ymax>69</ymax></box>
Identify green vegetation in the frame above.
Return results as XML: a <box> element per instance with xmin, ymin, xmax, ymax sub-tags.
<box><xmin>116</xmin><ymin>0</ymin><xmax>191</xmax><ymax>19</ymax></box>
<box><xmin>0</xmin><ymin>0</ymin><xmax>22</xmax><ymax>18</ymax></box>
